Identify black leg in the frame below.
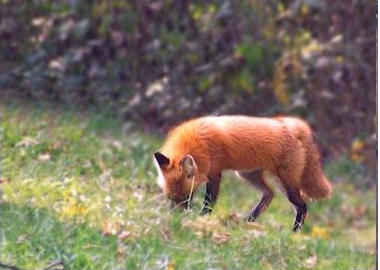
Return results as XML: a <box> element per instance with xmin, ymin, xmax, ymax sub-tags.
<box><xmin>286</xmin><ymin>188</ymin><xmax>307</xmax><ymax>232</ymax></box>
<box><xmin>247</xmin><ymin>192</ymin><xmax>273</xmax><ymax>222</ymax></box>
<box><xmin>237</xmin><ymin>170</ymin><xmax>274</xmax><ymax>222</ymax></box>
<box><xmin>201</xmin><ymin>173</ymin><xmax>221</xmax><ymax>215</ymax></box>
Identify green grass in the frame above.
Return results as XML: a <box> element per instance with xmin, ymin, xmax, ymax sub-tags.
<box><xmin>0</xmin><ymin>101</ymin><xmax>376</xmax><ymax>270</ymax></box>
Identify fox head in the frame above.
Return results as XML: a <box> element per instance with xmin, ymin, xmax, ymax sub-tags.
<box><xmin>153</xmin><ymin>152</ymin><xmax>203</xmax><ymax>206</ymax></box>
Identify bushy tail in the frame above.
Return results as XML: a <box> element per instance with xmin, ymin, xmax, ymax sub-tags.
<box><xmin>300</xmin><ymin>133</ymin><xmax>332</xmax><ymax>200</ymax></box>
<box><xmin>278</xmin><ymin>117</ymin><xmax>332</xmax><ymax>200</ymax></box>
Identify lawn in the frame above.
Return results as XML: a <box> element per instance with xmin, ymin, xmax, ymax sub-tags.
<box><xmin>0</xmin><ymin>100</ymin><xmax>376</xmax><ymax>270</ymax></box>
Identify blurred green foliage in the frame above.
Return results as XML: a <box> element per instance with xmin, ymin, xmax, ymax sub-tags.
<box><xmin>0</xmin><ymin>0</ymin><xmax>376</xmax><ymax>178</ymax></box>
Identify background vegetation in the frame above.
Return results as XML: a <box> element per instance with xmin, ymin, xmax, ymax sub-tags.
<box><xmin>0</xmin><ymin>0</ymin><xmax>376</xmax><ymax>269</ymax></box>
<box><xmin>0</xmin><ymin>0</ymin><xmax>376</xmax><ymax>179</ymax></box>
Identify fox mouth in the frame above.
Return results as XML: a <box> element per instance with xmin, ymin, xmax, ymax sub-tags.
<box><xmin>169</xmin><ymin>194</ymin><xmax>194</xmax><ymax>210</ymax></box>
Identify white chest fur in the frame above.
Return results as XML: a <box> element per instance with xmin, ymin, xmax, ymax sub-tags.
<box><xmin>153</xmin><ymin>157</ymin><xmax>166</xmax><ymax>190</ymax></box>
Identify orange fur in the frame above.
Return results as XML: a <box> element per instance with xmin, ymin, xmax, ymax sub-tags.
<box><xmin>154</xmin><ymin>115</ymin><xmax>332</xmax><ymax>216</ymax></box>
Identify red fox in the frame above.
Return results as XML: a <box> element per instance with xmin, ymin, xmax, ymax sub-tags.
<box><xmin>153</xmin><ymin>115</ymin><xmax>332</xmax><ymax>231</ymax></box>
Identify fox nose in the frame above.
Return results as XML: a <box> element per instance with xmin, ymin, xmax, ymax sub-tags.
<box><xmin>170</xmin><ymin>199</ymin><xmax>190</xmax><ymax>210</ymax></box>
<box><xmin>168</xmin><ymin>194</ymin><xmax>193</xmax><ymax>209</ymax></box>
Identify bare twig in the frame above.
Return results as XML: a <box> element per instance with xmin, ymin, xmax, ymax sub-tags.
<box><xmin>41</xmin><ymin>261</ymin><xmax>64</xmax><ymax>270</ymax></box>
<box><xmin>0</xmin><ymin>262</ymin><xmax>23</xmax><ymax>270</ymax></box>
<box><xmin>0</xmin><ymin>260</ymin><xmax>64</xmax><ymax>270</ymax></box>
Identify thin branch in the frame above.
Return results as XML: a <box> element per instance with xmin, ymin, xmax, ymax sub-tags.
<box><xmin>41</xmin><ymin>261</ymin><xmax>64</xmax><ymax>270</ymax></box>
<box><xmin>0</xmin><ymin>262</ymin><xmax>23</xmax><ymax>270</ymax></box>
<box><xmin>0</xmin><ymin>260</ymin><xmax>64</xmax><ymax>270</ymax></box>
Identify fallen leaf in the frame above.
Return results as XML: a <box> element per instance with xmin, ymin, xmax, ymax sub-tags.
<box><xmin>166</xmin><ymin>262</ymin><xmax>176</xmax><ymax>270</ymax></box>
<box><xmin>260</xmin><ymin>258</ymin><xmax>274</xmax><ymax>270</ymax></box>
<box><xmin>354</xmin><ymin>205</ymin><xmax>367</xmax><ymax>218</ymax></box>
<box><xmin>133</xmin><ymin>191</ymin><xmax>144</xmax><ymax>201</ymax></box>
<box><xmin>304</xmin><ymin>255</ymin><xmax>317</xmax><ymax>268</ymax></box>
<box><xmin>38</xmin><ymin>153</ymin><xmax>51</xmax><ymax>161</ymax></box>
<box><xmin>352</xmin><ymin>139</ymin><xmax>364</xmax><ymax>152</ymax></box>
<box><xmin>102</xmin><ymin>221</ymin><xmax>120</xmax><ymax>236</ymax></box>
<box><xmin>351</xmin><ymin>153</ymin><xmax>364</xmax><ymax>163</ymax></box>
<box><xmin>0</xmin><ymin>178</ymin><xmax>9</xmax><ymax>184</ymax></box>
<box><xmin>291</xmin><ymin>233</ymin><xmax>311</xmax><ymax>242</ymax></box>
<box><xmin>16</xmin><ymin>137</ymin><xmax>39</xmax><ymax>147</ymax></box>
<box><xmin>247</xmin><ymin>228</ymin><xmax>266</xmax><ymax>238</ymax></box>
<box><xmin>51</xmin><ymin>141</ymin><xmax>62</xmax><ymax>150</ymax></box>
<box><xmin>212</xmin><ymin>231</ymin><xmax>230</xmax><ymax>244</ymax></box>
<box><xmin>118</xmin><ymin>231</ymin><xmax>131</xmax><ymax>240</ymax></box>
<box><xmin>223</xmin><ymin>212</ymin><xmax>242</xmax><ymax>224</ymax></box>
<box><xmin>111</xmin><ymin>140</ymin><xmax>123</xmax><ymax>151</ymax></box>
<box><xmin>61</xmin><ymin>199</ymin><xmax>88</xmax><ymax>219</ymax></box>
<box><xmin>244</xmin><ymin>222</ymin><xmax>265</xmax><ymax>231</ymax></box>
<box><xmin>311</xmin><ymin>226</ymin><xmax>329</xmax><ymax>239</ymax></box>
<box><xmin>98</xmin><ymin>159</ymin><xmax>106</xmax><ymax>172</ymax></box>
<box><xmin>17</xmin><ymin>234</ymin><xmax>28</xmax><ymax>243</ymax></box>
<box><xmin>160</xmin><ymin>229</ymin><xmax>171</xmax><ymax>242</ymax></box>
<box><xmin>117</xmin><ymin>244</ymin><xmax>126</xmax><ymax>261</ymax></box>
<box><xmin>182</xmin><ymin>216</ymin><xmax>221</xmax><ymax>232</ymax></box>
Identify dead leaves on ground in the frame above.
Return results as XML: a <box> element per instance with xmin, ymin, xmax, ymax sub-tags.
<box><xmin>304</xmin><ymin>255</ymin><xmax>318</xmax><ymax>269</ymax></box>
<box><xmin>16</xmin><ymin>136</ymin><xmax>39</xmax><ymax>147</ymax></box>
<box><xmin>183</xmin><ymin>214</ymin><xmax>267</xmax><ymax>244</ymax></box>
<box><xmin>0</xmin><ymin>178</ymin><xmax>9</xmax><ymax>184</ymax></box>
<box><xmin>183</xmin><ymin>216</ymin><xmax>230</xmax><ymax>244</ymax></box>
<box><xmin>38</xmin><ymin>153</ymin><xmax>51</xmax><ymax>162</ymax></box>
<box><xmin>102</xmin><ymin>221</ymin><xmax>134</xmax><ymax>241</ymax></box>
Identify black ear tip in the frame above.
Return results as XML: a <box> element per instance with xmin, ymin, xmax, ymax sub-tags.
<box><xmin>154</xmin><ymin>152</ymin><xmax>170</xmax><ymax>167</ymax></box>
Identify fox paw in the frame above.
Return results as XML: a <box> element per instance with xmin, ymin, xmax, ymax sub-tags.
<box><xmin>247</xmin><ymin>214</ymin><xmax>256</xmax><ymax>222</ymax></box>
<box><xmin>200</xmin><ymin>207</ymin><xmax>213</xmax><ymax>215</ymax></box>
<box><xmin>292</xmin><ymin>222</ymin><xmax>303</xmax><ymax>232</ymax></box>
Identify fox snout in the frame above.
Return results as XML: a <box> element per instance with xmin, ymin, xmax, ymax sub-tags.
<box><xmin>169</xmin><ymin>196</ymin><xmax>191</xmax><ymax>210</ymax></box>
<box><xmin>167</xmin><ymin>191</ymin><xmax>194</xmax><ymax>209</ymax></box>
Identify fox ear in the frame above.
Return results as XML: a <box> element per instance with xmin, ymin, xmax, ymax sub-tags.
<box><xmin>180</xmin><ymin>155</ymin><xmax>196</xmax><ymax>177</ymax></box>
<box><xmin>154</xmin><ymin>152</ymin><xmax>170</xmax><ymax>168</ymax></box>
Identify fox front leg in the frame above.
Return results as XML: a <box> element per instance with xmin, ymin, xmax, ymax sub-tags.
<box><xmin>201</xmin><ymin>173</ymin><xmax>221</xmax><ymax>215</ymax></box>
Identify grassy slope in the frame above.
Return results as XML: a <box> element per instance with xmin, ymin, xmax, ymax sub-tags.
<box><xmin>0</xmin><ymin>101</ymin><xmax>376</xmax><ymax>270</ymax></box>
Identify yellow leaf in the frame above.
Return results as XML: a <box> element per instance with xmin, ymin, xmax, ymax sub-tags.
<box><xmin>311</xmin><ymin>226</ymin><xmax>329</xmax><ymax>240</ymax></box>
<box><xmin>351</xmin><ymin>139</ymin><xmax>364</xmax><ymax>152</ymax></box>
<box><xmin>301</xmin><ymin>4</ymin><xmax>309</xmax><ymax>16</ymax></box>
<box><xmin>351</xmin><ymin>153</ymin><xmax>364</xmax><ymax>163</ymax></box>
<box><xmin>61</xmin><ymin>200</ymin><xmax>88</xmax><ymax>219</ymax></box>
<box><xmin>167</xmin><ymin>262</ymin><xmax>176</xmax><ymax>270</ymax></box>
<box><xmin>273</xmin><ymin>59</ymin><xmax>290</xmax><ymax>106</ymax></box>
<box><xmin>291</xmin><ymin>233</ymin><xmax>311</xmax><ymax>242</ymax></box>
<box><xmin>336</xmin><ymin>56</ymin><xmax>344</xmax><ymax>63</ymax></box>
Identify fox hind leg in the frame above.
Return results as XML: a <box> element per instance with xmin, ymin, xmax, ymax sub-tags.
<box><xmin>284</xmin><ymin>186</ymin><xmax>307</xmax><ymax>232</ymax></box>
<box><xmin>237</xmin><ymin>170</ymin><xmax>274</xmax><ymax>222</ymax></box>
<box><xmin>277</xmin><ymin>164</ymin><xmax>308</xmax><ymax>231</ymax></box>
